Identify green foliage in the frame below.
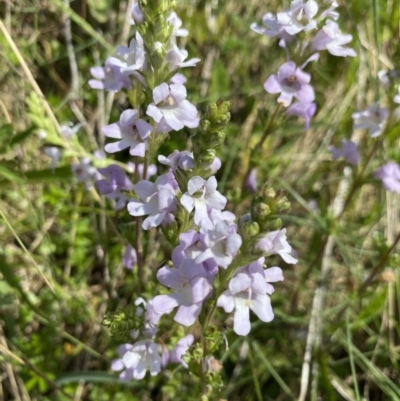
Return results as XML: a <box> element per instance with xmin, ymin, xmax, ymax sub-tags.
<box><xmin>1</xmin><ymin>0</ymin><xmax>400</xmax><ymax>400</ymax></box>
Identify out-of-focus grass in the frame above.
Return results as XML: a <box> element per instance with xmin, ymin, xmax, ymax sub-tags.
<box><xmin>1</xmin><ymin>0</ymin><xmax>400</xmax><ymax>400</ymax></box>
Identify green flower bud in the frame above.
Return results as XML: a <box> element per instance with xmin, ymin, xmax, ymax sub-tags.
<box><xmin>205</xmin><ymin>326</ymin><xmax>224</xmax><ymax>353</ymax></box>
<box><xmin>226</xmin><ymin>187</ymin><xmax>242</xmax><ymax>203</ymax></box>
<box><xmin>208</xmin><ymin>131</ymin><xmax>226</xmax><ymax>148</ymax></box>
<box><xmin>262</xmin><ymin>186</ymin><xmax>276</xmax><ymax>200</ymax></box>
<box><xmin>261</xmin><ymin>218</ymin><xmax>282</xmax><ymax>231</ymax></box>
<box><xmin>243</xmin><ymin>221</ymin><xmax>260</xmax><ymax>238</ymax></box>
<box><xmin>161</xmin><ymin>219</ymin><xmax>178</xmax><ymax>245</ymax></box>
<box><xmin>216</xmin><ymin>98</ymin><xmax>231</xmax><ymax>114</ymax></box>
<box><xmin>200</xmin><ymin>118</ymin><xmax>211</xmax><ymax>131</ymax></box>
<box><xmin>198</xmin><ymin>149</ymin><xmax>216</xmax><ymax>164</ymax></box>
<box><xmin>207</xmin><ymin>102</ymin><xmax>218</xmax><ymax>119</ymax></box>
<box><xmin>251</xmin><ymin>202</ymin><xmax>271</xmax><ymax>222</ymax></box>
<box><xmin>276</xmin><ymin>196</ymin><xmax>291</xmax><ymax>212</ymax></box>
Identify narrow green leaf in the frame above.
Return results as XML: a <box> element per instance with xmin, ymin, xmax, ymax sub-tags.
<box><xmin>9</xmin><ymin>126</ymin><xmax>35</xmax><ymax>147</ymax></box>
<box><xmin>55</xmin><ymin>371</ymin><xmax>138</xmax><ymax>386</ymax></box>
<box><xmin>0</xmin><ymin>166</ymin><xmax>73</xmax><ymax>187</ymax></box>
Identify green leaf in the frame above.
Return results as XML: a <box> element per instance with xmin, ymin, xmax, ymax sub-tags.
<box><xmin>9</xmin><ymin>126</ymin><xmax>35</xmax><ymax>147</ymax></box>
<box><xmin>0</xmin><ymin>163</ymin><xmax>24</xmax><ymax>183</ymax></box>
<box><xmin>55</xmin><ymin>371</ymin><xmax>138</xmax><ymax>386</ymax></box>
<box><xmin>0</xmin><ymin>123</ymin><xmax>13</xmax><ymax>148</ymax></box>
<box><xmin>0</xmin><ymin>166</ymin><xmax>73</xmax><ymax>187</ymax></box>
<box><xmin>351</xmin><ymin>287</ymin><xmax>387</xmax><ymax>330</ymax></box>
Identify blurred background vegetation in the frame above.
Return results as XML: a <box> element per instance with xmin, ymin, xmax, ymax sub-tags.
<box><xmin>1</xmin><ymin>0</ymin><xmax>400</xmax><ymax>400</ymax></box>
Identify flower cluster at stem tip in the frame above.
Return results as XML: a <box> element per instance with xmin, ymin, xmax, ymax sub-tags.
<box><xmin>68</xmin><ymin>0</ymin><xmax>400</xmax><ymax>387</ymax></box>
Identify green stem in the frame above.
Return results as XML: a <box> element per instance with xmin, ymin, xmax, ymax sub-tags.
<box><xmin>242</xmin><ymin>103</ymin><xmax>282</xmax><ymax>189</ymax></box>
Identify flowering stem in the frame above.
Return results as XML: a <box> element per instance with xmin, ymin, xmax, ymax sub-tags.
<box><xmin>242</xmin><ymin>103</ymin><xmax>282</xmax><ymax>189</ymax></box>
<box><xmin>338</xmin><ymin>108</ymin><xmax>395</xmax><ymax>219</ymax></box>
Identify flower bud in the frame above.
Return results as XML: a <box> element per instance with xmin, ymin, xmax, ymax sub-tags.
<box><xmin>161</xmin><ymin>219</ymin><xmax>178</xmax><ymax>245</ymax></box>
<box><xmin>261</xmin><ymin>218</ymin><xmax>282</xmax><ymax>231</ymax></box>
<box><xmin>198</xmin><ymin>149</ymin><xmax>216</xmax><ymax>164</ymax></box>
<box><xmin>276</xmin><ymin>197</ymin><xmax>291</xmax><ymax>212</ymax></box>
<box><xmin>262</xmin><ymin>186</ymin><xmax>276</xmax><ymax>200</ymax></box>
<box><xmin>216</xmin><ymin>98</ymin><xmax>231</xmax><ymax>114</ymax></box>
<box><xmin>208</xmin><ymin>131</ymin><xmax>226</xmax><ymax>148</ymax></box>
<box><xmin>207</xmin><ymin>102</ymin><xmax>218</xmax><ymax>119</ymax></box>
<box><xmin>251</xmin><ymin>201</ymin><xmax>271</xmax><ymax>222</ymax></box>
<box><xmin>239</xmin><ymin>220</ymin><xmax>260</xmax><ymax>241</ymax></box>
<box><xmin>200</xmin><ymin>118</ymin><xmax>211</xmax><ymax>131</ymax></box>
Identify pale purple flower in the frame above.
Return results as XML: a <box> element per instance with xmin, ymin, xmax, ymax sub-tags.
<box><xmin>329</xmin><ymin>140</ymin><xmax>359</xmax><ymax>166</ymax></box>
<box><xmin>127</xmin><ymin>175</ymin><xmax>177</xmax><ymax>230</ymax></box>
<box><xmin>123</xmin><ymin>245</ymin><xmax>137</xmax><ymax>269</ymax></box>
<box><xmin>172</xmin><ymin>230</ymin><xmax>218</xmax><ymax>275</ymax></box>
<box><xmin>319</xmin><ymin>0</ymin><xmax>339</xmax><ymax>20</ymax></box>
<box><xmin>170</xmin><ymin>73</ymin><xmax>187</xmax><ymax>84</ymax></box>
<box><xmin>169</xmin><ymin>334</ymin><xmax>194</xmax><ymax>368</ymax></box>
<box><xmin>286</xmin><ymin>101</ymin><xmax>317</xmax><ymax>129</ymax></box>
<box><xmin>206</xmin><ymin>209</ymin><xmax>237</xmax><ymax>228</ymax></box>
<box><xmin>130</xmin><ymin>2</ymin><xmax>144</xmax><ymax>25</ymax></box>
<box><xmin>89</xmin><ymin>58</ymin><xmax>131</xmax><ymax>91</ymax></box>
<box><xmin>93</xmin><ymin>150</ymin><xmax>106</xmax><ymax>159</ymax></box>
<box><xmin>127</xmin><ymin>162</ymin><xmax>157</xmax><ymax>180</ymax></box>
<box><xmin>256</xmin><ymin>229</ymin><xmax>298</xmax><ymax>264</ymax></box>
<box><xmin>163</xmin><ymin>169</ymin><xmax>179</xmax><ymax>190</ymax></box>
<box><xmin>131</xmin><ymin>298</ymin><xmax>160</xmax><ymax>338</ymax></box>
<box><xmin>96</xmin><ymin>164</ymin><xmax>134</xmax><ymax>194</ymax></box>
<box><xmin>111</xmin><ymin>340</ymin><xmax>162</xmax><ymax>381</ymax></box>
<box><xmin>151</xmin><ymin>260</ymin><xmax>213</xmax><ymax>326</ymax></box>
<box><xmin>311</xmin><ymin>20</ymin><xmax>356</xmax><ymax>57</ymax></box>
<box><xmin>180</xmin><ymin>176</ymin><xmax>227</xmax><ymax>225</ymax></box>
<box><xmin>107</xmin><ymin>190</ymin><xmax>131</xmax><ymax>210</ymax></box>
<box><xmin>250</xmin><ymin>12</ymin><xmax>294</xmax><ymax>47</ymax></box>
<box><xmin>166</xmin><ymin>12</ymin><xmax>188</xmax><ymax>38</ymax></box>
<box><xmin>245</xmin><ymin>168</ymin><xmax>257</xmax><ymax>193</ymax></box>
<box><xmin>264</xmin><ymin>62</ymin><xmax>315</xmax><ymax>107</ymax></box>
<box><xmin>217</xmin><ymin>260</ymin><xmax>283</xmax><ymax>336</ymax></box>
<box><xmin>352</xmin><ymin>103</ymin><xmax>388</xmax><ymax>138</ymax></box>
<box><xmin>146</xmin><ymin>83</ymin><xmax>199</xmax><ymax>131</ymax></box>
<box><xmin>96</xmin><ymin>165</ymin><xmax>133</xmax><ymax>209</ymax></box>
<box><xmin>44</xmin><ymin>146</ymin><xmax>61</xmax><ymax>170</ymax></box>
<box><xmin>158</xmin><ymin>150</ymin><xmax>195</xmax><ymax>171</ymax></box>
<box><xmin>195</xmin><ymin>221</ymin><xmax>242</xmax><ymax>269</ymax></box>
<box><xmin>59</xmin><ymin>122</ymin><xmax>81</xmax><ymax>140</ymax></box>
<box><xmin>277</xmin><ymin>0</ymin><xmax>319</xmax><ymax>35</ymax></box>
<box><xmin>374</xmin><ymin>163</ymin><xmax>400</xmax><ymax>193</ymax></box>
<box><xmin>102</xmin><ymin>109</ymin><xmax>152</xmax><ymax>156</ymax></box>
<box><xmin>71</xmin><ymin>158</ymin><xmax>97</xmax><ymax>183</ymax></box>
<box><xmin>112</xmin><ymin>32</ymin><xmax>146</xmax><ymax>75</ymax></box>
<box><xmin>166</xmin><ymin>45</ymin><xmax>200</xmax><ymax>70</ymax></box>
<box><xmin>208</xmin><ymin>157</ymin><xmax>222</xmax><ymax>174</ymax></box>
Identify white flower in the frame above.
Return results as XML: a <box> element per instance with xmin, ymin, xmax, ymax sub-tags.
<box><xmin>44</xmin><ymin>146</ymin><xmax>61</xmax><ymax>169</ymax></box>
<box><xmin>277</xmin><ymin>0</ymin><xmax>319</xmax><ymax>35</ymax></box>
<box><xmin>165</xmin><ymin>45</ymin><xmax>201</xmax><ymax>70</ymax></box>
<box><xmin>111</xmin><ymin>340</ymin><xmax>162</xmax><ymax>381</ymax></box>
<box><xmin>166</xmin><ymin>12</ymin><xmax>188</xmax><ymax>38</ymax></box>
<box><xmin>256</xmin><ymin>229</ymin><xmax>298</xmax><ymax>264</ymax></box>
<box><xmin>195</xmin><ymin>220</ymin><xmax>242</xmax><ymax>269</ymax></box>
<box><xmin>352</xmin><ymin>102</ymin><xmax>388</xmax><ymax>138</ymax></box>
<box><xmin>180</xmin><ymin>176</ymin><xmax>227</xmax><ymax>225</ymax></box>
